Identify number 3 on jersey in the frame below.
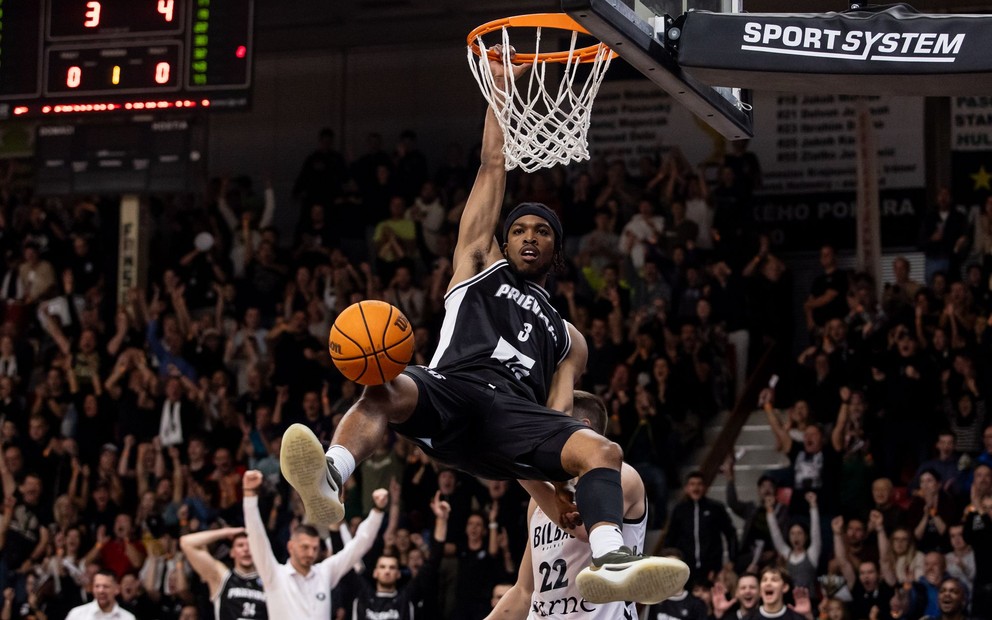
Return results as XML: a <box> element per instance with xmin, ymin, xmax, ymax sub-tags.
<box><xmin>517</xmin><ymin>322</ymin><xmax>533</xmax><ymax>342</ymax></box>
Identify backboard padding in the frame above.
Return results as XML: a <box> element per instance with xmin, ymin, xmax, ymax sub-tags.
<box><xmin>563</xmin><ymin>0</ymin><xmax>753</xmax><ymax>139</ymax></box>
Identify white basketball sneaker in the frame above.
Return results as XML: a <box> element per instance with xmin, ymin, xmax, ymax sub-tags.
<box><xmin>576</xmin><ymin>547</ymin><xmax>690</xmax><ymax>605</ymax></box>
<box><xmin>280</xmin><ymin>424</ymin><xmax>344</xmax><ymax>526</ymax></box>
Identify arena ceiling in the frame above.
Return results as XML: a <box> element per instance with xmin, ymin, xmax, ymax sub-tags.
<box><xmin>255</xmin><ymin>0</ymin><xmax>992</xmax><ymax>52</ymax></box>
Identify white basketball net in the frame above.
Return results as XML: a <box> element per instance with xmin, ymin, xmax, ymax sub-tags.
<box><xmin>467</xmin><ymin>27</ymin><xmax>612</xmax><ymax>172</ymax></box>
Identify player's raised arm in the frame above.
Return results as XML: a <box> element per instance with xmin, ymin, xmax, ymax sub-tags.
<box><xmin>179</xmin><ymin>527</ymin><xmax>244</xmax><ymax>598</ymax></box>
<box><xmin>450</xmin><ymin>54</ymin><xmax>528</xmax><ymax>290</ymax></box>
<box><xmin>545</xmin><ymin>323</ymin><xmax>588</xmax><ymax>414</ymax></box>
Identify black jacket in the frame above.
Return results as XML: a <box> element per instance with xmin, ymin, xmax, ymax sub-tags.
<box><xmin>663</xmin><ymin>496</ymin><xmax>738</xmax><ymax>578</ymax></box>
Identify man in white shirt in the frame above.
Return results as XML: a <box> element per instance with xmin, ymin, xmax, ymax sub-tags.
<box><xmin>157</xmin><ymin>377</ymin><xmax>191</xmax><ymax>447</ymax></box>
<box><xmin>65</xmin><ymin>569</ymin><xmax>136</xmax><ymax>620</ymax></box>
<box><xmin>242</xmin><ymin>470</ymin><xmax>386</xmax><ymax>619</ymax></box>
<box><xmin>945</xmin><ymin>524</ymin><xmax>976</xmax><ymax>594</ymax></box>
<box><xmin>619</xmin><ymin>198</ymin><xmax>665</xmax><ymax>272</ymax></box>
<box><xmin>406</xmin><ymin>180</ymin><xmax>447</xmax><ymax>258</ymax></box>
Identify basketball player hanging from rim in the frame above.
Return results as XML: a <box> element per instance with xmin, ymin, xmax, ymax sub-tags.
<box><xmin>280</xmin><ymin>48</ymin><xmax>689</xmax><ymax>605</ymax></box>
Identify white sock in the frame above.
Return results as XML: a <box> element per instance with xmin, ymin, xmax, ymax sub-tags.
<box><xmin>325</xmin><ymin>445</ymin><xmax>356</xmax><ymax>484</ymax></box>
<box><xmin>588</xmin><ymin>524</ymin><xmax>625</xmax><ymax>558</ymax></box>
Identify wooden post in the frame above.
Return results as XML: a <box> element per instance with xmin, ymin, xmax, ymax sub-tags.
<box><xmin>117</xmin><ymin>194</ymin><xmax>148</xmax><ymax>305</ymax></box>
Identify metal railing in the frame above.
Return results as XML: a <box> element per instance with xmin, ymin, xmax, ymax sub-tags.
<box><xmin>697</xmin><ymin>341</ymin><xmax>780</xmax><ymax>488</ymax></box>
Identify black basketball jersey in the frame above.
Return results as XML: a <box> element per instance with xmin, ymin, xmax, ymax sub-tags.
<box><xmin>352</xmin><ymin>591</ymin><xmax>416</xmax><ymax>620</ymax></box>
<box><xmin>430</xmin><ymin>260</ymin><xmax>571</xmax><ymax>404</ymax></box>
<box><xmin>214</xmin><ymin>570</ymin><xmax>268</xmax><ymax>620</ymax></box>
<box><xmin>649</xmin><ymin>591</ymin><xmax>709</xmax><ymax>620</ymax></box>
<box><xmin>745</xmin><ymin>607</ymin><xmax>808</xmax><ymax>620</ymax></box>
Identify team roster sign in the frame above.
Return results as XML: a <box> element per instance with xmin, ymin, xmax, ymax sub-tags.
<box><xmin>754</xmin><ymin>93</ymin><xmax>924</xmax><ymax>194</ymax></box>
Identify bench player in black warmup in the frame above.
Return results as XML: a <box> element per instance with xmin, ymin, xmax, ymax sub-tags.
<box><xmin>346</xmin><ymin>491</ymin><xmax>450</xmax><ymax>619</ymax></box>
<box><xmin>180</xmin><ymin>527</ymin><xmax>267</xmax><ymax>620</ymax></box>
<box><xmin>281</xmin><ymin>52</ymin><xmax>689</xmax><ymax>605</ymax></box>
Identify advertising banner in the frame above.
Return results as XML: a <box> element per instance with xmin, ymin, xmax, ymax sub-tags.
<box><xmin>678</xmin><ymin>5</ymin><xmax>992</xmax><ymax>95</ymax></box>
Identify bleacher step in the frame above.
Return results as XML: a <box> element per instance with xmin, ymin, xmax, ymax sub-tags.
<box><xmin>705</xmin><ymin>425</ymin><xmax>776</xmax><ymax>445</ymax></box>
<box><xmin>666</xmin><ymin>408</ymin><xmax>788</xmax><ymax>536</ymax></box>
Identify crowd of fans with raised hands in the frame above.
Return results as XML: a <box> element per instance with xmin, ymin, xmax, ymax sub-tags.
<box><xmin>0</xmin><ymin>125</ymin><xmax>989</xmax><ymax>619</ymax></box>
<box><xmin>681</xmin><ymin>234</ymin><xmax>992</xmax><ymax>620</ymax></box>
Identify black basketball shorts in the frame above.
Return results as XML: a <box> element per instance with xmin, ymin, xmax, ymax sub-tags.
<box><xmin>391</xmin><ymin>365</ymin><xmax>588</xmax><ymax>481</ymax></box>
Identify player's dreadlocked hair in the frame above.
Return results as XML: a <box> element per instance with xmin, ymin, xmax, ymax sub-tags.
<box><xmin>551</xmin><ymin>246</ymin><xmax>566</xmax><ymax>274</ymax></box>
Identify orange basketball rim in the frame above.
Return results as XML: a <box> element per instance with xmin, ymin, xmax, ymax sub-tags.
<box><xmin>467</xmin><ymin>13</ymin><xmax>617</xmax><ymax>64</ymax></box>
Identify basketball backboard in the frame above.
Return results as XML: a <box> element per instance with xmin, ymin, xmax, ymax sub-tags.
<box><xmin>563</xmin><ymin>0</ymin><xmax>754</xmax><ymax>139</ymax></box>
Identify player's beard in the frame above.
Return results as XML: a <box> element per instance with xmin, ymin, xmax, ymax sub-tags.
<box><xmin>507</xmin><ymin>253</ymin><xmax>553</xmax><ymax>280</ymax></box>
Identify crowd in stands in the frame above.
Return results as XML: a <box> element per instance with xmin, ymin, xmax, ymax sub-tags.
<box><xmin>0</xmin><ymin>124</ymin><xmax>989</xmax><ymax>620</ymax></box>
<box><xmin>662</xmin><ymin>213</ymin><xmax>992</xmax><ymax>618</ymax></box>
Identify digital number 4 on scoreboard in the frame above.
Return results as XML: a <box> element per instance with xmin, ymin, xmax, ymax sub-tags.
<box><xmin>82</xmin><ymin>1</ymin><xmax>176</xmax><ymax>28</ymax></box>
<box><xmin>49</xmin><ymin>0</ymin><xmax>184</xmax><ymax>39</ymax></box>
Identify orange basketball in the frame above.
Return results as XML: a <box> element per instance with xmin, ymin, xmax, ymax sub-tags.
<box><xmin>328</xmin><ymin>300</ymin><xmax>415</xmax><ymax>386</ymax></box>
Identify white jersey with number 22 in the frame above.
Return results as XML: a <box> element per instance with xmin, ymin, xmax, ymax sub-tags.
<box><xmin>527</xmin><ymin>503</ymin><xmax>645</xmax><ymax>619</ymax></box>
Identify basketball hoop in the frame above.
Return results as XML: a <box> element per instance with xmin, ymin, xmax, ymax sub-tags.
<box><xmin>466</xmin><ymin>14</ymin><xmax>615</xmax><ymax>172</ymax></box>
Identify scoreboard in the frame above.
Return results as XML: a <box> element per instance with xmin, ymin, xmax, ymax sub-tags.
<box><xmin>34</xmin><ymin>115</ymin><xmax>206</xmax><ymax>194</ymax></box>
<box><xmin>0</xmin><ymin>0</ymin><xmax>253</xmax><ymax>118</ymax></box>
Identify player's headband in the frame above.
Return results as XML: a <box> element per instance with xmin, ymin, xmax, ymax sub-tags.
<box><xmin>502</xmin><ymin>202</ymin><xmax>563</xmax><ymax>252</ymax></box>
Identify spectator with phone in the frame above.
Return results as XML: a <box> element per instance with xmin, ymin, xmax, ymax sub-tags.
<box><xmin>762</xmin><ymin>386</ymin><xmax>841</xmax><ymax>516</ymax></box>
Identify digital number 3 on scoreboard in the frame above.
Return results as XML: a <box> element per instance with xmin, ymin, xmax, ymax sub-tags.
<box><xmin>47</xmin><ymin>0</ymin><xmax>183</xmax><ymax>39</ymax></box>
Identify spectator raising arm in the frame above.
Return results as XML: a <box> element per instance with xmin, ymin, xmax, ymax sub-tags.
<box><xmin>431</xmin><ymin>489</ymin><xmax>450</xmax><ymax>547</ymax></box>
<box><xmin>398</xmin><ymin>491</ymin><xmax>452</xmax><ymax>614</ymax></box>
<box><xmin>831</xmin><ymin>387</ymin><xmax>851</xmax><ymax>452</ymax></box>
<box><xmin>723</xmin><ymin>456</ymin><xmax>752</xmax><ymax>520</ymax></box>
<box><xmin>1</xmin><ymin>587</ymin><xmax>13</xmax><ymax>620</ymax></box>
<box><xmin>766</xmin><ymin>492</ymin><xmax>821</xmax><ymax>566</ymax></box>
<box><xmin>485</xmin><ymin>500</ymin><xmax>538</xmax><ymax>619</ymax></box>
<box><xmin>106</xmin><ymin>309</ymin><xmax>131</xmax><ymax>358</ymax></box>
<box><xmin>325</xmin><ymin>487</ymin><xmax>388</xmax><ymax>589</ymax></box>
<box><xmin>760</xmin><ymin>388</ymin><xmax>793</xmax><ymax>454</ymax></box>
<box><xmin>869</xmin><ymin>509</ymin><xmax>898</xmax><ymax>586</ymax></box>
<box><xmin>0</xmin><ymin>451</ymin><xmax>14</xmax><ymax>499</ymax></box>
<box><xmin>832</xmin><ymin>516</ymin><xmax>857</xmax><ymax>590</ymax></box>
<box><xmin>117</xmin><ymin>435</ymin><xmax>135</xmax><ymax>480</ymax></box>
<box><xmin>169</xmin><ymin>284</ymin><xmax>192</xmax><ymax>339</ymax></box>
<box><xmin>0</xmin><ymin>495</ymin><xmax>14</xmax><ymax>550</ymax></box>
<box><xmin>242</xmin><ymin>470</ymin><xmax>279</xmax><ymax>589</ymax></box>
